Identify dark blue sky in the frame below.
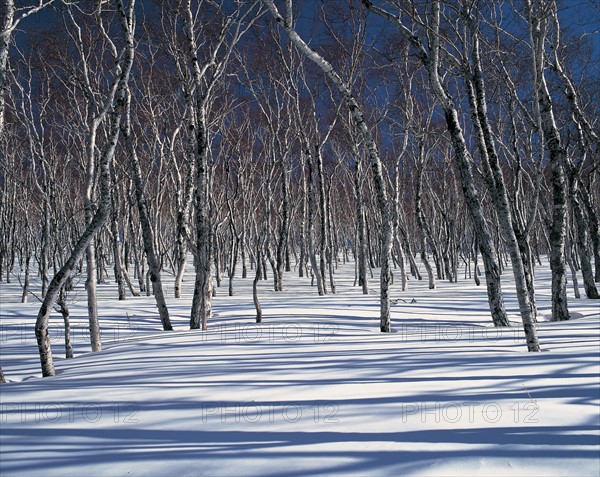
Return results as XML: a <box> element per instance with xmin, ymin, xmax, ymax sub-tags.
<box><xmin>12</xmin><ymin>0</ymin><xmax>600</xmax><ymax>96</ymax></box>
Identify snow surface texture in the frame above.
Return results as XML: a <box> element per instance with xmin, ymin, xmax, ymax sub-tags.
<box><xmin>1</xmin><ymin>260</ymin><xmax>599</xmax><ymax>476</ymax></box>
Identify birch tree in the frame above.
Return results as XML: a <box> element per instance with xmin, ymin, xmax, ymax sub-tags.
<box><xmin>362</xmin><ymin>0</ymin><xmax>514</xmax><ymax>334</ymax></box>
<box><xmin>182</xmin><ymin>0</ymin><xmax>263</xmax><ymax>330</ymax></box>
<box><xmin>525</xmin><ymin>0</ymin><xmax>571</xmax><ymax>321</ymax></box>
<box><xmin>120</xmin><ymin>81</ymin><xmax>173</xmax><ymax>331</ymax></box>
<box><xmin>262</xmin><ymin>0</ymin><xmax>394</xmax><ymax>332</ymax></box>
<box><xmin>34</xmin><ymin>0</ymin><xmax>137</xmax><ymax>377</ymax></box>
<box><xmin>62</xmin><ymin>4</ymin><xmax>125</xmax><ymax>352</ymax></box>
<box><xmin>459</xmin><ymin>8</ymin><xmax>539</xmax><ymax>334</ymax></box>
<box><xmin>0</xmin><ymin>0</ymin><xmax>57</xmax><ymax>137</ymax></box>
<box><xmin>547</xmin><ymin>7</ymin><xmax>599</xmax><ymax>300</ymax></box>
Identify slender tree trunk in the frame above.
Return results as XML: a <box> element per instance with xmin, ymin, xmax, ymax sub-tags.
<box><xmin>355</xmin><ymin>158</ymin><xmax>369</xmax><ymax>295</ymax></box>
<box><xmin>214</xmin><ymin>233</ymin><xmax>222</xmax><ymax>290</ymax></box>
<box><xmin>57</xmin><ymin>285</ymin><xmax>74</xmax><ymax>359</ymax></box>
<box><xmin>253</xmin><ymin>240</ymin><xmax>263</xmax><ymax>323</ymax></box>
<box><xmin>527</xmin><ymin>0</ymin><xmax>570</xmax><ymax>322</ymax></box>
<box><xmin>403</xmin><ymin>233</ymin><xmax>422</xmax><ymax>281</ymax></box>
<box><xmin>316</xmin><ymin>146</ymin><xmax>328</xmax><ymax>293</ymax></box>
<box><xmin>180</xmin><ymin>0</ymin><xmax>248</xmax><ymax>330</ymax></box>
<box><xmin>35</xmin><ymin>0</ymin><xmax>136</xmax><ymax>377</ymax></box>
<box><xmin>327</xmin><ymin>182</ymin><xmax>337</xmax><ymax>294</ymax></box>
<box><xmin>566</xmin><ymin>242</ymin><xmax>581</xmax><ymax>299</ymax></box>
<box><xmin>307</xmin><ymin>150</ymin><xmax>325</xmax><ymax>295</ymax></box>
<box><xmin>129</xmin><ymin>217</ymin><xmax>145</xmax><ymax>294</ymax></box>
<box><xmin>21</xmin><ymin>252</ymin><xmax>30</xmax><ymax>303</ymax></box>
<box><xmin>263</xmin><ymin>0</ymin><xmax>393</xmax><ymax>331</ymax></box>
<box><xmin>121</xmin><ymin>88</ymin><xmax>172</xmax><ymax>331</ymax></box>
<box><xmin>227</xmin><ymin>221</ymin><xmax>239</xmax><ymax>297</ymax></box>
<box><xmin>299</xmin><ymin>164</ymin><xmax>308</xmax><ymax>278</ymax></box>
<box><xmin>110</xmin><ymin>192</ymin><xmax>127</xmax><ymax>300</ymax></box>
<box><xmin>464</xmin><ymin>34</ymin><xmax>539</xmax><ymax>342</ymax></box>
<box><xmin>0</xmin><ymin>0</ymin><xmax>15</xmax><ymax>138</ymax></box>
<box><xmin>569</xmin><ymin>176</ymin><xmax>599</xmax><ymax>298</ymax></box>
<box><xmin>415</xmin><ymin>143</ymin><xmax>436</xmax><ymax>290</ymax></box>
<box><xmin>85</xmin><ymin>239</ymin><xmax>101</xmax><ymax>351</ymax></box>
<box><xmin>83</xmin><ymin>94</ymin><xmax>102</xmax><ymax>351</ymax></box>
<box><xmin>40</xmin><ymin>204</ymin><xmax>50</xmax><ymax>297</ymax></box>
<box><xmin>394</xmin><ymin>239</ymin><xmax>407</xmax><ymax>291</ymax></box>
<box><xmin>275</xmin><ymin>155</ymin><xmax>290</xmax><ymax>292</ymax></box>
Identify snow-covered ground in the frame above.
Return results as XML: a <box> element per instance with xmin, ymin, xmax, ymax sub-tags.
<box><xmin>1</xmin><ymin>259</ymin><xmax>599</xmax><ymax>476</ymax></box>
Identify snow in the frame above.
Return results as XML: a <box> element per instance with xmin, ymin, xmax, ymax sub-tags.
<box><xmin>1</xmin><ymin>260</ymin><xmax>599</xmax><ymax>476</ymax></box>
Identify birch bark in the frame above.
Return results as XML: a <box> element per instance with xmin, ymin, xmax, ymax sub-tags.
<box><xmin>35</xmin><ymin>0</ymin><xmax>137</xmax><ymax>376</ymax></box>
<box><xmin>362</xmin><ymin>0</ymin><xmax>510</xmax><ymax>329</ymax></box>
<box><xmin>262</xmin><ymin>0</ymin><xmax>393</xmax><ymax>331</ymax></box>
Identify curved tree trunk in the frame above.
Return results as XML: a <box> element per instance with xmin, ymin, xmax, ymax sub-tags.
<box><xmin>526</xmin><ymin>0</ymin><xmax>570</xmax><ymax>321</ymax></box>
<box><xmin>34</xmin><ymin>0</ymin><xmax>137</xmax><ymax>377</ymax></box>
<box><xmin>464</xmin><ymin>32</ymin><xmax>539</xmax><ymax>345</ymax></box>
<box><xmin>262</xmin><ymin>0</ymin><xmax>393</xmax><ymax>331</ymax></box>
<box><xmin>362</xmin><ymin>0</ymin><xmax>510</xmax><ymax>331</ymax></box>
<box><xmin>569</xmin><ymin>176</ymin><xmax>599</xmax><ymax>298</ymax></box>
<box><xmin>121</xmin><ymin>89</ymin><xmax>172</xmax><ymax>331</ymax></box>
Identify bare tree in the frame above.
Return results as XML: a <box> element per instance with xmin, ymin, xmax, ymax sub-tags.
<box><xmin>120</xmin><ymin>82</ymin><xmax>173</xmax><ymax>331</ymax></box>
<box><xmin>34</xmin><ymin>0</ymin><xmax>137</xmax><ymax>377</ymax></box>
<box><xmin>182</xmin><ymin>0</ymin><xmax>264</xmax><ymax>330</ymax></box>
<box><xmin>0</xmin><ymin>0</ymin><xmax>57</xmax><ymax>137</ymax></box>
<box><xmin>262</xmin><ymin>0</ymin><xmax>394</xmax><ymax>332</ymax></box>
<box><xmin>525</xmin><ymin>0</ymin><xmax>570</xmax><ymax>321</ymax></box>
<box><xmin>362</xmin><ymin>0</ymin><xmax>514</xmax><ymax>334</ymax></box>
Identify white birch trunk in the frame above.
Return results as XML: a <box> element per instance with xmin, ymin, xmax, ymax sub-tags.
<box><xmin>362</xmin><ymin>0</ymin><xmax>510</xmax><ymax>329</ymax></box>
<box><xmin>464</xmin><ymin>31</ymin><xmax>539</xmax><ymax>348</ymax></box>
<box><xmin>121</xmin><ymin>88</ymin><xmax>173</xmax><ymax>331</ymax></box>
<box><xmin>526</xmin><ymin>0</ymin><xmax>570</xmax><ymax>321</ymax></box>
<box><xmin>34</xmin><ymin>0</ymin><xmax>136</xmax><ymax>377</ymax></box>
<box><xmin>0</xmin><ymin>0</ymin><xmax>13</xmax><ymax>138</ymax></box>
<box><xmin>307</xmin><ymin>149</ymin><xmax>326</xmax><ymax>296</ymax></box>
<box><xmin>262</xmin><ymin>0</ymin><xmax>393</xmax><ymax>331</ymax></box>
<box><xmin>354</xmin><ymin>153</ymin><xmax>369</xmax><ymax>294</ymax></box>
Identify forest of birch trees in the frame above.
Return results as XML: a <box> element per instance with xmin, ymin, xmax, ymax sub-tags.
<box><xmin>0</xmin><ymin>0</ymin><xmax>598</xmax><ymax>379</ymax></box>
